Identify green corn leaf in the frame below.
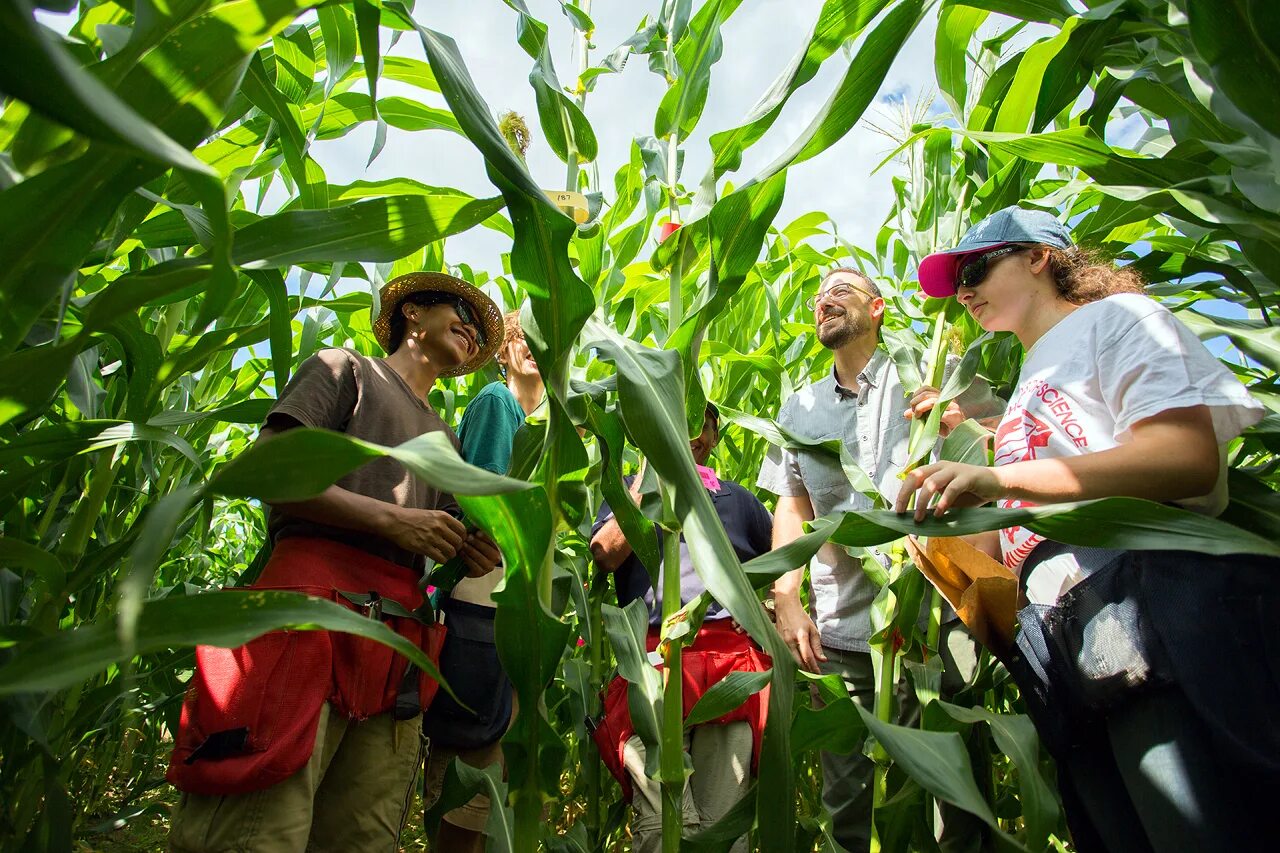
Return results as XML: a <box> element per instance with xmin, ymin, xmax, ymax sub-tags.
<box><xmin>0</xmin><ymin>340</ymin><xmax>87</xmax><ymax>427</ymax></box>
<box><xmin>272</xmin><ymin>25</ymin><xmax>317</xmax><ymax>104</ymax></box>
<box><xmin>584</xmin><ymin>317</ymin><xmax>798</xmax><ymax>853</ymax></box>
<box><xmin>710</xmin><ymin>0</ymin><xmax>891</xmax><ymax>176</ymax></box>
<box><xmin>0</xmin><ymin>1</ymin><xmax>219</xmax><ymax>183</ymax></box>
<box><xmin>0</xmin><ymin>0</ymin><xmax>317</xmax><ymax>352</ymax></box>
<box><xmin>0</xmin><ymin>420</ymin><xmax>202</xmax><ymax>470</ymax></box>
<box><xmin>0</xmin><ymin>590</ymin><xmax>449</xmax><ymax>697</ymax></box>
<box><xmin>741</xmin><ymin>516</ymin><xmax>842</xmax><ymax>587</ymax></box>
<box><xmin>498</xmin><ymin>0</ymin><xmax>598</xmax><ymax>165</ymax></box>
<box><xmin>380</xmin><ymin>55</ymin><xmax>441</xmax><ymax>92</ymax></box>
<box><xmin>749</xmin><ymin>0</ymin><xmax>926</xmax><ymax>186</ymax></box>
<box><xmin>936</xmin><ymin>701</ymin><xmax>1059</xmax><ymax>850</ymax></box>
<box><xmin>684</xmin><ymin>668</ymin><xmax>772</xmax><ymax>728</ymax></box>
<box><xmin>583</xmin><ymin>398</ymin><xmax>662</xmax><ymax>583</ymax></box>
<box><xmin>826</xmin><ymin>498</ymin><xmax>1280</xmax><ymax>557</ymax></box>
<box><xmin>935</xmin><ymin>3</ymin><xmax>988</xmax><ymax>118</ymax></box>
<box><xmin>317</xmin><ymin>3</ymin><xmax>358</xmax><ymax>99</ymax></box>
<box><xmin>715</xmin><ymin>401</ymin><xmax>841</xmax><ymax>456</ymax></box>
<box><xmin>653</xmin><ymin>0</ymin><xmax>743</xmax><ymax>142</ymax></box>
<box><xmin>244</xmin><ymin>269</ymin><xmax>294</xmax><ymax>389</ymax></box>
<box><xmin>938</xmin><ymin>419</ymin><xmax>992</xmax><ymax>466</ymax></box>
<box><xmin>855</xmin><ymin>704</ymin><xmax>1007</xmax><ymax>836</ymax></box>
<box><xmin>1177</xmin><ymin>309</ymin><xmax>1280</xmax><ymax>373</ymax></box>
<box><xmin>354</xmin><ymin>0</ymin><xmax>388</xmax><ymax>165</ymax></box>
<box><xmin>209</xmin><ymin>429</ymin><xmax>534</xmax><ymax>502</ymax></box>
<box><xmin>948</xmin><ymin>0</ymin><xmax>1073</xmax><ymax>24</ymax></box>
<box><xmin>0</xmin><ymin>538</ymin><xmax>66</xmax><ymax>595</ymax></box>
<box><xmin>148</xmin><ymin>399</ymin><xmax>275</xmax><ymax>428</ymax></box>
<box><xmin>602</xmin><ymin>600</ymin><xmax>665</xmax><ymax>776</ymax></box>
<box><xmin>232</xmin><ymin>193</ymin><xmax>505</xmax><ymax>267</ymax></box>
<box><xmin>1185</xmin><ymin>0</ymin><xmax>1280</xmax><ymax>140</ymax></box>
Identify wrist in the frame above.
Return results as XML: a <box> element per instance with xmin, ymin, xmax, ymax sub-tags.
<box><xmin>990</xmin><ymin>464</ymin><xmax>1018</xmax><ymax>502</ymax></box>
<box><xmin>772</xmin><ymin>589</ymin><xmax>802</xmax><ymax>608</ymax></box>
<box><xmin>372</xmin><ymin>503</ymin><xmax>403</xmax><ymax>539</ymax></box>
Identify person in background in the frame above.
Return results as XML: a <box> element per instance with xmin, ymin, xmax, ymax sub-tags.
<box><xmin>756</xmin><ymin>266</ymin><xmax>1003</xmax><ymax>853</ymax></box>
<box><xmin>422</xmin><ymin>309</ymin><xmax>543</xmax><ymax>853</ymax></box>
<box><xmin>589</xmin><ymin>403</ymin><xmax>772</xmax><ymax>853</ymax></box>
<box><xmin>897</xmin><ymin>205</ymin><xmax>1278</xmax><ymax>853</ymax></box>
<box><xmin>167</xmin><ymin>272</ymin><xmax>504</xmax><ymax>853</ymax></box>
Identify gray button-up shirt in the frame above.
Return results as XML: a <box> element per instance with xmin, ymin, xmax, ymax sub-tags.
<box><xmin>756</xmin><ymin>348</ymin><xmax>1000</xmax><ymax>652</ymax></box>
<box><xmin>757</xmin><ymin>349</ymin><xmax>909</xmax><ymax>652</ymax></box>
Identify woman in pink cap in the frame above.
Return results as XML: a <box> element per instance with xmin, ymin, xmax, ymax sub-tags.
<box><xmin>896</xmin><ymin>206</ymin><xmax>1278</xmax><ymax>853</ymax></box>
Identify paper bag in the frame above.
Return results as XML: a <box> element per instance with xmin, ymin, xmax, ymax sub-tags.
<box><xmin>905</xmin><ymin>536</ymin><xmax>1017</xmax><ymax>654</ymax></box>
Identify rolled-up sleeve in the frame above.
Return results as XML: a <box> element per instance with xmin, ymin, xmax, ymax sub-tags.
<box><xmin>755</xmin><ymin>398</ymin><xmax>807</xmax><ymax>497</ymax></box>
<box><xmin>756</xmin><ymin>444</ymin><xmax>806</xmax><ymax>497</ymax></box>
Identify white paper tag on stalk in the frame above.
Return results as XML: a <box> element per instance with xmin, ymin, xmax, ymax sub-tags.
<box><xmin>544</xmin><ymin>190</ymin><xmax>590</xmax><ymax>223</ymax></box>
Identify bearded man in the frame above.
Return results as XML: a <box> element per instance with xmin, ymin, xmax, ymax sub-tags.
<box><xmin>756</xmin><ymin>267</ymin><xmax>1002</xmax><ymax>852</ymax></box>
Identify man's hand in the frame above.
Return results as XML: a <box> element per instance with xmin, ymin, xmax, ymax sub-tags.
<box><xmin>773</xmin><ymin>595</ymin><xmax>827</xmax><ymax>672</ymax></box>
<box><xmin>904</xmin><ymin>385</ymin><xmax>965</xmax><ymax>437</ymax></box>
<box><xmin>460</xmin><ymin>529</ymin><xmax>503</xmax><ymax>578</ymax></box>
<box><xmin>381</xmin><ymin>507</ymin><xmax>466</xmax><ymax>563</ymax></box>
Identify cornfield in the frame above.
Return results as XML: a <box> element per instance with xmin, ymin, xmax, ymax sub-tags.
<box><xmin>1</xmin><ymin>0</ymin><xmax>1277</xmax><ymax>851</ymax></box>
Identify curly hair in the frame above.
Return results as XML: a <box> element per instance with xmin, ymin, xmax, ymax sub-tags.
<box><xmin>502</xmin><ymin>310</ymin><xmax>524</xmax><ymax>347</ymax></box>
<box><xmin>1044</xmin><ymin>245</ymin><xmax>1146</xmax><ymax>305</ymax></box>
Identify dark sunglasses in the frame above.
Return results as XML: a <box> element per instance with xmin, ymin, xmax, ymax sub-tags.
<box><xmin>956</xmin><ymin>245</ymin><xmax>1026</xmax><ymax>290</ymax></box>
<box><xmin>407</xmin><ymin>292</ymin><xmax>487</xmax><ymax>346</ymax></box>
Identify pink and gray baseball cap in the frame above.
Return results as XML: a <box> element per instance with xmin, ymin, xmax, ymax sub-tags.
<box><xmin>917</xmin><ymin>206</ymin><xmax>1074</xmax><ymax>297</ymax></box>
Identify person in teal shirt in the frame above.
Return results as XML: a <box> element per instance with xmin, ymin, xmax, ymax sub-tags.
<box><xmin>424</xmin><ymin>310</ymin><xmax>544</xmax><ymax>853</ymax></box>
<box><xmin>457</xmin><ymin>310</ymin><xmax>544</xmax><ymax>474</ymax></box>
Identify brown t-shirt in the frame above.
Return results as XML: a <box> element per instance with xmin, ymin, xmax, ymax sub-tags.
<box><xmin>265</xmin><ymin>348</ymin><xmax>461</xmax><ymax>569</ymax></box>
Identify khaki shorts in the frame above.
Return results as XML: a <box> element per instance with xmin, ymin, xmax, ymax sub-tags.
<box><xmin>422</xmin><ymin>738</ymin><xmax>505</xmax><ymax>832</ymax></box>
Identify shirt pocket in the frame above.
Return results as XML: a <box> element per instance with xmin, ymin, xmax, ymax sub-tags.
<box><xmin>796</xmin><ymin>434</ymin><xmax>848</xmax><ymax>501</ymax></box>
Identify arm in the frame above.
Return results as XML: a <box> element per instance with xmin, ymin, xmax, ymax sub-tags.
<box><xmin>770</xmin><ymin>493</ymin><xmax>827</xmax><ymax>672</ymax></box>
<box><xmin>589</xmin><ymin>517</ymin><xmax>632</xmax><ymax>573</ymax></box>
<box><xmin>588</xmin><ymin>475</ymin><xmax>643</xmax><ymax>573</ymax></box>
<box><xmin>961</xmin><ymin>531</ymin><xmax>1001</xmax><ymax>560</ymax></box>
<box><xmin>260</xmin><ymin>418</ymin><xmax>467</xmax><ymax>564</ymax></box>
<box><xmin>895</xmin><ymin>406</ymin><xmax>1220</xmax><ymax>520</ymax></box>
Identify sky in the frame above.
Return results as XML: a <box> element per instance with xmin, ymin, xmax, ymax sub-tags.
<box><xmin>306</xmin><ymin>0</ymin><xmax>950</xmax><ymax>276</ymax></box>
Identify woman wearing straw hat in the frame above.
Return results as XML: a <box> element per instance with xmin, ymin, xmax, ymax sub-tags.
<box><xmin>894</xmin><ymin>207</ymin><xmax>1279</xmax><ymax>853</ymax></box>
<box><xmin>168</xmin><ymin>272</ymin><xmax>505</xmax><ymax>853</ymax></box>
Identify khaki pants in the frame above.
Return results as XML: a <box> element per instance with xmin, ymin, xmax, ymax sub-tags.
<box><xmin>422</xmin><ymin>738</ymin><xmax>505</xmax><ymax>832</ymax></box>
<box><xmin>623</xmin><ymin>721</ymin><xmax>752</xmax><ymax>853</ymax></box>
<box><xmin>168</xmin><ymin>703</ymin><xmax>424</xmax><ymax>853</ymax></box>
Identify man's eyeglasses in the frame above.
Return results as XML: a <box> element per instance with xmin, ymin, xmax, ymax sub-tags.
<box><xmin>956</xmin><ymin>245</ymin><xmax>1026</xmax><ymax>290</ymax></box>
<box><xmin>805</xmin><ymin>282</ymin><xmax>875</xmax><ymax>311</ymax></box>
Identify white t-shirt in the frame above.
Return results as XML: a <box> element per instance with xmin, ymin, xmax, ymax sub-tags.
<box><xmin>993</xmin><ymin>293</ymin><xmax>1264</xmax><ymax>578</ymax></box>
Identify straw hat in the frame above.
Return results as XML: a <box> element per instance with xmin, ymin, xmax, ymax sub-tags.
<box><xmin>372</xmin><ymin>272</ymin><xmax>505</xmax><ymax>376</ymax></box>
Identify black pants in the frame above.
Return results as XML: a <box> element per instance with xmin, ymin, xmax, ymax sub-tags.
<box><xmin>1006</xmin><ymin>546</ymin><xmax>1280</xmax><ymax>853</ymax></box>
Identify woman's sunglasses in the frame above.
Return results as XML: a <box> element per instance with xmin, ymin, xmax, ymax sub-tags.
<box><xmin>956</xmin><ymin>245</ymin><xmax>1026</xmax><ymax>290</ymax></box>
<box><xmin>409</xmin><ymin>292</ymin><xmax>487</xmax><ymax>346</ymax></box>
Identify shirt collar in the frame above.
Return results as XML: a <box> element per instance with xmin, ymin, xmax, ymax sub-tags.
<box><xmin>831</xmin><ymin>348</ymin><xmax>887</xmax><ymax>402</ymax></box>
